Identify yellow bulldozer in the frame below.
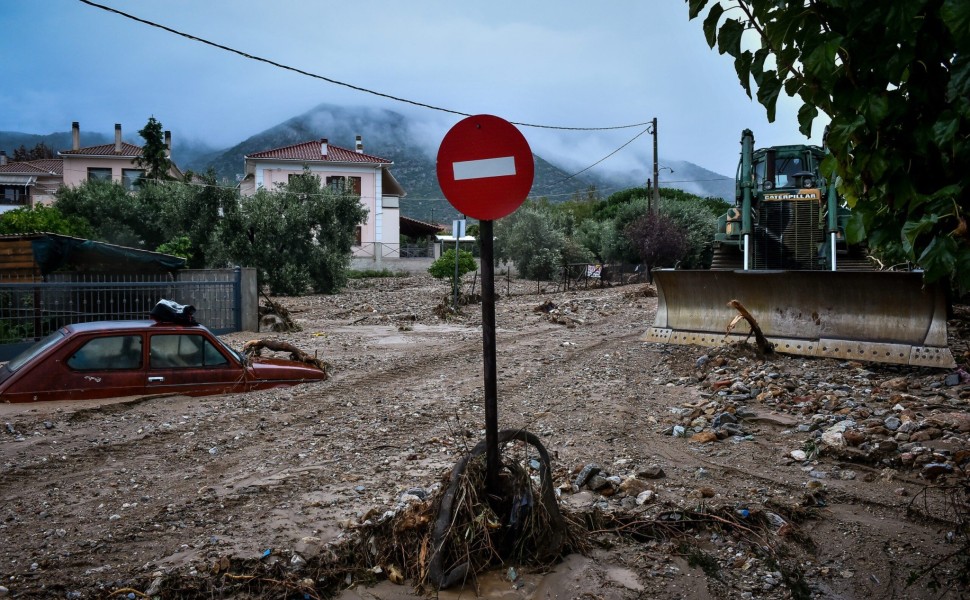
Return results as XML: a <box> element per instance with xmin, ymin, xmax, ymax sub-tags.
<box><xmin>646</xmin><ymin>129</ymin><xmax>954</xmax><ymax>368</ymax></box>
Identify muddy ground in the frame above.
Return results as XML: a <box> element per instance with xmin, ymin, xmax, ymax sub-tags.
<box><xmin>1</xmin><ymin>273</ymin><xmax>968</xmax><ymax>599</ymax></box>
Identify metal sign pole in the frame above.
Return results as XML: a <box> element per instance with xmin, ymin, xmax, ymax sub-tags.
<box><xmin>479</xmin><ymin>219</ymin><xmax>499</xmax><ymax>493</ymax></box>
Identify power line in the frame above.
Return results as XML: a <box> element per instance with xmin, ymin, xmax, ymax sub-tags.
<box><xmin>77</xmin><ymin>0</ymin><xmax>652</xmax><ymax>132</ymax></box>
<box><xmin>551</xmin><ymin>126</ymin><xmax>652</xmax><ymax>185</ymax></box>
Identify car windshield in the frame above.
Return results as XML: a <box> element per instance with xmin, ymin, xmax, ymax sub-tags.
<box><xmin>211</xmin><ymin>335</ymin><xmax>243</xmax><ymax>364</ymax></box>
<box><xmin>6</xmin><ymin>330</ymin><xmax>66</xmax><ymax>372</ymax></box>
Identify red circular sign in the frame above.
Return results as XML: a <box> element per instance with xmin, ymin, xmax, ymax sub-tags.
<box><xmin>436</xmin><ymin>114</ymin><xmax>534</xmax><ymax>221</ymax></box>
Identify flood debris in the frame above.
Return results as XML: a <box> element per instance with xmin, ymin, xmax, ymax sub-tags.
<box><xmin>242</xmin><ymin>339</ymin><xmax>330</xmax><ymax>376</ymax></box>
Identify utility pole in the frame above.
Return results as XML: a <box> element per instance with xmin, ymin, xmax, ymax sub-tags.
<box><xmin>652</xmin><ymin>117</ymin><xmax>659</xmax><ymax>212</ymax></box>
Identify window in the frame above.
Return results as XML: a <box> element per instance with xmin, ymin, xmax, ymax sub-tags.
<box><xmin>349</xmin><ymin>176</ymin><xmax>361</xmax><ymax>195</ymax></box>
<box><xmin>150</xmin><ymin>334</ymin><xmax>229</xmax><ymax>368</ymax></box>
<box><xmin>1</xmin><ymin>186</ymin><xmax>28</xmax><ymax>205</ymax></box>
<box><xmin>122</xmin><ymin>169</ymin><xmax>145</xmax><ymax>191</ymax></box>
<box><xmin>355</xmin><ymin>226</ymin><xmax>362</xmax><ymax>245</ymax></box>
<box><xmin>67</xmin><ymin>335</ymin><xmax>143</xmax><ymax>371</ymax></box>
<box><xmin>326</xmin><ymin>176</ymin><xmax>345</xmax><ymax>190</ymax></box>
<box><xmin>87</xmin><ymin>167</ymin><xmax>112</xmax><ymax>182</ymax></box>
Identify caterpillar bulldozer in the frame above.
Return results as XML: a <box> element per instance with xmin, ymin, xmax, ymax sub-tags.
<box><xmin>646</xmin><ymin>129</ymin><xmax>955</xmax><ymax>368</ymax></box>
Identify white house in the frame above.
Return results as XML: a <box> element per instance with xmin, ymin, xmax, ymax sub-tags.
<box><xmin>239</xmin><ymin>136</ymin><xmax>405</xmax><ymax>259</ymax></box>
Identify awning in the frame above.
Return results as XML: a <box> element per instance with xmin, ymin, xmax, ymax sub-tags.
<box><xmin>0</xmin><ymin>175</ymin><xmax>36</xmax><ymax>186</ymax></box>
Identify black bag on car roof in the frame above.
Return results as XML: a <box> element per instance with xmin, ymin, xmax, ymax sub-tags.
<box><xmin>150</xmin><ymin>299</ymin><xmax>198</xmax><ymax>325</ymax></box>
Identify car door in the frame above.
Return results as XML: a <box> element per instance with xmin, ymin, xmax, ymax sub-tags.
<box><xmin>49</xmin><ymin>332</ymin><xmax>148</xmax><ymax>400</ymax></box>
<box><xmin>146</xmin><ymin>332</ymin><xmax>245</xmax><ymax>396</ymax></box>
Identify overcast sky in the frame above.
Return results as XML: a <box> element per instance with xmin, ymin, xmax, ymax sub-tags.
<box><xmin>0</xmin><ymin>1</ymin><xmax>825</xmax><ymax>181</ymax></box>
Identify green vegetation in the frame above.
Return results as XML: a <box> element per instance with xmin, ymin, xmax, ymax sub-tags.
<box><xmin>691</xmin><ymin>0</ymin><xmax>970</xmax><ymax>290</ymax></box>
<box><xmin>0</xmin><ymin>205</ymin><xmax>91</xmax><ymax>237</ymax></box>
<box><xmin>429</xmin><ymin>248</ymin><xmax>478</xmax><ymax>299</ymax></box>
<box><xmin>134</xmin><ymin>116</ymin><xmax>174</xmax><ymax>182</ymax></box>
<box><xmin>215</xmin><ymin>169</ymin><xmax>367</xmax><ymax>295</ymax></box>
<box><xmin>493</xmin><ymin>188</ymin><xmax>728</xmax><ymax>279</ymax></box>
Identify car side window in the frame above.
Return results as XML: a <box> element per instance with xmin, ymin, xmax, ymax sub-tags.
<box><xmin>67</xmin><ymin>335</ymin><xmax>143</xmax><ymax>371</ymax></box>
<box><xmin>150</xmin><ymin>334</ymin><xmax>229</xmax><ymax>368</ymax></box>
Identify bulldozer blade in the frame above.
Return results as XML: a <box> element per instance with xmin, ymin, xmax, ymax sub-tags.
<box><xmin>645</xmin><ymin>269</ymin><xmax>955</xmax><ymax>368</ymax></box>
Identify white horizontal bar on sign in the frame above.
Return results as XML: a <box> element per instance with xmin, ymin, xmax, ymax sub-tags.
<box><xmin>453</xmin><ymin>156</ymin><xmax>516</xmax><ymax>180</ymax></box>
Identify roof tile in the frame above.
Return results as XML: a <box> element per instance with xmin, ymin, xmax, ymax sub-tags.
<box><xmin>59</xmin><ymin>142</ymin><xmax>144</xmax><ymax>157</ymax></box>
<box><xmin>246</xmin><ymin>140</ymin><xmax>391</xmax><ymax>164</ymax></box>
<box><xmin>0</xmin><ymin>159</ymin><xmax>63</xmax><ymax>175</ymax></box>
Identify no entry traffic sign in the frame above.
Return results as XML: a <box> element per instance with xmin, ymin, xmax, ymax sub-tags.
<box><xmin>436</xmin><ymin>114</ymin><xmax>534</xmax><ymax>221</ymax></box>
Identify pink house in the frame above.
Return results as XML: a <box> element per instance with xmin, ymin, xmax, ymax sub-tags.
<box><xmin>59</xmin><ymin>122</ymin><xmax>181</xmax><ymax>190</ymax></box>
<box><xmin>239</xmin><ymin>136</ymin><xmax>405</xmax><ymax>259</ymax></box>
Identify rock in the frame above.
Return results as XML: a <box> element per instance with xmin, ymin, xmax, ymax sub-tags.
<box><xmin>821</xmin><ymin>428</ymin><xmax>846</xmax><ymax>448</ymax></box>
<box><xmin>790</xmin><ymin>449</ymin><xmax>807</xmax><ymax>461</ymax></box>
<box><xmin>698</xmin><ymin>487</ymin><xmax>716</xmax><ymax>498</ymax></box>
<box><xmin>618</xmin><ymin>477</ymin><xmax>651</xmax><ymax>497</ymax></box>
<box><xmin>586</xmin><ymin>474</ymin><xmax>613</xmax><ymax>492</ymax></box>
<box><xmin>695</xmin><ymin>467</ymin><xmax>710</xmax><ymax>479</ymax></box>
<box><xmin>691</xmin><ymin>431</ymin><xmax>718</xmax><ymax>443</ymax></box>
<box><xmin>672</xmin><ymin>425</ymin><xmax>686</xmax><ymax>438</ymax></box>
<box><xmin>921</xmin><ymin>463</ymin><xmax>954</xmax><ymax>481</ymax></box>
<box><xmin>713</xmin><ymin>412</ymin><xmax>738</xmax><ymax>428</ymax></box>
<box><xmin>944</xmin><ymin>373</ymin><xmax>961</xmax><ymax>387</ymax></box>
<box><xmin>884</xmin><ymin>377</ymin><xmax>909</xmax><ymax>391</ymax></box>
<box><xmin>843</xmin><ymin>430</ymin><xmax>867</xmax><ymax>446</ymax></box>
<box><xmin>638</xmin><ymin>465</ymin><xmax>666</xmax><ymax>479</ymax></box>
<box><xmin>635</xmin><ymin>490</ymin><xmax>656</xmax><ymax>505</ymax></box>
<box><xmin>884</xmin><ymin>416</ymin><xmax>902</xmax><ymax>431</ymax></box>
<box><xmin>574</xmin><ymin>464</ymin><xmax>601</xmax><ymax>488</ymax></box>
<box><xmin>931</xmin><ymin>412</ymin><xmax>970</xmax><ymax>433</ymax></box>
<box><xmin>910</xmin><ymin>428</ymin><xmax>942</xmax><ymax>443</ymax></box>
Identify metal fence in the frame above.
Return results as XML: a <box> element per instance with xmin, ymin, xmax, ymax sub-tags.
<box><xmin>0</xmin><ymin>269</ymin><xmax>247</xmax><ymax>361</ymax></box>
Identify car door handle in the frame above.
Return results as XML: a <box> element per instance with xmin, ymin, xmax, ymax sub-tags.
<box><xmin>148</xmin><ymin>376</ymin><xmax>165</xmax><ymax>383</ymax></box>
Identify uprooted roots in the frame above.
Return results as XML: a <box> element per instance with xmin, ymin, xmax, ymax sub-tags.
<box><xmin>427</xmin><ymin>428</ymin><xmax>585</xmax><ymax>589</ymax></box>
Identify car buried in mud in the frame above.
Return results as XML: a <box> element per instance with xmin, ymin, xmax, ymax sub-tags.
<box><xmin>0</xmin><ymin>318</ymin><xmax>327</xmax><ymax>403</ymax></box>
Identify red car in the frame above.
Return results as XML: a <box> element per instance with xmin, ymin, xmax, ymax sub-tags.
<box><xmin>0</xmin><ymin>320</ymin><xmax>327</xmax><ymax>403</ymax></box>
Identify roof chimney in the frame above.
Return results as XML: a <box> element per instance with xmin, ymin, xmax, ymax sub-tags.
<box><xmin>72</xmin><ymin>121</ymin><xmax>80</xmax><ymax>150</ymax></box>
<box><xmin>164</xmin><ymin>130</ymin><xmax>172</xmax><ymax>158</ymax></box>
<box><xmin>0</xmin><ymin>151</ymin><xmax>7</xmax><ymax>167</ymax></box>
<box><xmin>355</xmin><ymin>135</ymin><xmax>363</xmax><ymax>153</ymax></box>
<box><xmin>114</xmin><ymin>124</ymin><xmax>122</xmax><ymax>153</ymax></box>
<box><xmin>320</xmin><ymin>138</ymin><xmax>328</xmax><ymax>157</ymax></box>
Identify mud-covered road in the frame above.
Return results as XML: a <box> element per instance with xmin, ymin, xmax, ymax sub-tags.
<box><xmin>1</xmin><ymin>274</ymin><xmax>968</xmax><ymax>599</ymax></box>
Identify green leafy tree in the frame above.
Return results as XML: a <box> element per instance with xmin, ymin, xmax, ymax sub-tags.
<box><xmin>55</xmin><ymin>179</ymin><xmax>143</xmax><ymax>247</ymax></box>
<box><xmin>134</xmin><ymin>116</ymin><xmax>173</xmax><ymax>182</ymax></box>
<box><xmin>429</xmin><ymin>248</ymin><xmax>477</xmax><ymax>299</ymax></box>
<box><xmin>215</xmin><ymin>169</ymin><xmax>368</xmax><ymax>295</ymax></box>
<box><xmin>690</xmin><ymin>0</ymin><xmax>970</xmax><ymax>289</ymax></box>
<box><xmin>0</xmin><ymin>205</ymin><xmax>91</xmax><ymax>237</ymax></box>
<box><xmin>494</xmin><ymin>203</ymin><xmax>594</xmax><ymax>280</ymax></box>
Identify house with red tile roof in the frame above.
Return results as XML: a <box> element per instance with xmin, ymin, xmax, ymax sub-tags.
<box><xmin>240</xmin><ymin>136</ymin><xmax>405</xmax><ymax>260</ymax></box>
<box><xmin>59</xmin><ymin>122</ymin><xmax>182</xmax><ymax>190</ymax></box>
<box><xmin>0</xmin><ymin>153</ymin><xmax>63</xmax><ymax>211</ymax></box>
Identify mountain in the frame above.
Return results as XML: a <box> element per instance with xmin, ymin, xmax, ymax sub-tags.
<box><xmin>0</xmin><ymin>129</ymin><xmax>218</xmax><ymax>171</ymax></box>
<box><xmin>2</xmin><ymin>104</ymin><xmax>734</xmax><ymax>224</ymax></box>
